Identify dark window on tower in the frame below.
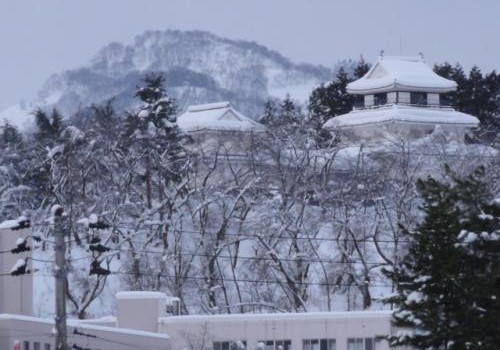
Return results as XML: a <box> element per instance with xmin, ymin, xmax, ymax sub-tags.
<box><xmin>354</xmin><ymin>95</ymin><xmax>364</xmax><ymax>108</ymax></box>
<box><xmin>440</xmin><ymin>93</ymin><xmax>453</xmax><ymax>107</ymax></box>
<box><xmin>374</xmin><ymin>93</ymin><xmax>387</xmax><ymax>106</ymax></box>
<box><xmin>410</xmin><ymin>92</ymin><xmax>427</xmax><ymax>105</ymax></box>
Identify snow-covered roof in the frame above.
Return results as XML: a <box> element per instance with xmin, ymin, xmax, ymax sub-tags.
<box><xmin>116</xmin><ymin>291</ymin><xmax>168</xmax><ymax>300</ymax></box>
<box><xmin>347</xmin><ymin>56</ymin><xmax>457</xmax><ymax>94</ymax></box>
<box><xmin>324</xmin><ymin>105</ymin><xmax>479</xmax><ymax>129</ymax></box>
<box><xmin>177</xmin><ymin>101</ymin><xmax>265</xmax><ymax>133</ymax></box>
<box><xmin>0</xmin><ymin>314</ymin><xmax>170</xmax><ymax>339</ymax></box>
<box><xmin>160</xmin><ymin>310</ymin><xmax>392</xmax><ymax>324</ymax></box>
<box><xmin>0</xmin><ymin>216</ymin><xmax>30</xmax><ymax>230</ymax></box>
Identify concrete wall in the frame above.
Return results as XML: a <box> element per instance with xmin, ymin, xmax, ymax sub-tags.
<box><xmin>398</xmin><ymin>92</ymin><xmax>410</xmax><ymax>104</ymax></box>
<box><xmin>187</xmin><ymin>130</ymin><xmax>265</xmax><ymax>157</ymax></box>
<box><xmin>0</xmin><ymin>228</ymin><xmax>33</xmax><ymax>315</ymax></box>
<box><xmin>160</xmin><ymin>311</ymin><xmax>393</xmax><ymax>350</ymax></box>
<box><xmin>427</xmin><ymin>93</ymin><xmax>440</xmax><ymax>106</ymax></box>
<box><xmin>364</xmin><ymin>95</ymin><xmax>374</xmax><ymax>108</ymax></box>
<box><xmin>337</xmin><ymin>122</ymin><xmax>468</xmax><ymax>144</ymax></box>
<box><xmin>387</xmin><ymin>92</ymin><xmax>397</xmax><ymax>104</ymax></box>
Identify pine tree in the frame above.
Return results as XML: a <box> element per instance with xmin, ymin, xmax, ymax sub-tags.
<box><xmin>120</xmin><ymin>73</ymin><xmax>191</xmax><ymax>291</ymax></box>
<box><xmin>353</xmin><ymin>56</ymin><xmax>370</xmax><ymax>79</ymax></box>
<box><xmin>434</xmin><ymin>63</ymin><xmax>500</xmax><ymax>141</ymax></box>
<box><xmin>1</xmin><ymin>122</ymin><xmax>23</xmax><ymax>146</ymax></box>
<box><xmin>279</xmin><ymin>95</ymin><xmax>302</xmax><ymax>127</ymax></box>
<box><xmin>383</xmin><ymin>167</ymin><xmax>500</xmax><ymax>350</ymax></box>
<box><xmin>308</xmin><ymin>67</ymin><xmax>355</xmax><ymax>123</ymax></box>
<box><xmin>307</xmin><ymin>65</ymin><xmax>364</xmax><ymax>148</ymax></box>
<box><xmin>258</xmin><ymin>99</ymin><xmax>278</xmax><ymax>126</ymax></box>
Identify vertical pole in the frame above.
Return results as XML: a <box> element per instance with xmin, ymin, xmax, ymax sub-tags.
<box><xmin>53</xmin><ymin>208</ymin><xmax>67</xmax><ymax>350</ymax></box>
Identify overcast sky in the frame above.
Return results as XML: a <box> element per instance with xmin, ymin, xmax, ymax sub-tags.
<box><xmin>0</xmin><ymin>0</ymin><xmax>498</xmax><ymax>110</ymax></box>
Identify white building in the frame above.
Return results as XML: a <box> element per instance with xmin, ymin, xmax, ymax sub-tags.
<box><xmin>1</xmin><ymin>289</ymin><xmax>400</xmax><ymax>350</ymax></box>
<box><xmin>177</xmin><ymin>102</ymin><xmax>265</xmax><ymax>155</ymax></box>
<box><xmin>177</xmin><ymin>102</ymin><xmax>265</xmax><ymax>135</ymax></box>
<box><xmin>324</xmin><ymin>55</ymin><xmax>479</xmax><ymax>142</ymax></box>
<box><xmin>0</xmin><ymin>224</ymin><xmax>32</xmax><ymax>316</ymax></box>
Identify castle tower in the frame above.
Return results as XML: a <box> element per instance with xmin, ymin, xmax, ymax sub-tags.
<box><xmin>324</xmin><ymin>55</ymin><xmax>479</xmax><ymax>142</ymax></box>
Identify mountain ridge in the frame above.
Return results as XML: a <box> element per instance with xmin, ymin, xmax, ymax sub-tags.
<box><xmin>2</xmin><ymin>29</ymin><xmax>334</xmax><ymax>128</ymax></box>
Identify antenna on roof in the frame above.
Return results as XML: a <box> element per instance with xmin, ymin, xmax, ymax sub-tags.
<box><xmin>380</xmin><ymin>49</ymin><xmax>384</xmax><ymax>59</ymax></box>
<box><xmin>399</xmin><ymin>37</ymin><xmax>403</xmax><ymax>55</ymax></box>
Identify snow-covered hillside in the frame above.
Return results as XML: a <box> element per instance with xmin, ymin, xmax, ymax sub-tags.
<box><xmin>1</xmin><ymin>30</ymin><xmax>332</xmax><ymax>126</ymax></box>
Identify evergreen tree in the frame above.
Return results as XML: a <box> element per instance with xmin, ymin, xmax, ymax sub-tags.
<box><xmin>383</xmin><ymin>167</ymin><xmax>500</xmax><ymax>350</ymax></box>
<box><xmin>258</xmin><ymin>99</ymin><xmax>278</xmax><ymax>126</ymax></box>
<box><xmin>434</xmin><ymin>63</ymin><xmax>500</xmax><ymax>141</ymax></box>
<box><xmin>353</xmin><ymin>56</ymin><xmax>370</xmax><ymax>79</ymax></box>
<box><xmin>307</xmin><ymin>64</ymin><xmax>366</xmax><ymax>148</ymax></box>
<box><xmin>260</xmin><ymin>95</ymin><xmax>306</xmax><ymax>146</ymax></box>
<box><xmin>33</xmin><ymin>108</ymin><xmax>63</xmax><ymax>144</ymax></box>
<box><xmin>307</xmin><ymin>67</ymin><xmax>354</xmax><ymax>124</ymax></box>
<box><xmin>119</xmin><ymin>73</ymin><xmax>193</xmax><ymax>291</ymax></box>
<box><xmin>279</xmin><ymin>95</ymin><xmax>302</xmax><ymax>127</ymax></box>
<box><xmin>1</xmin><ymin>122</ymin><xmax>23</xmax><ymax>146</ymax></box>
<box><xmin>125</xmin><ymin>73</ymin><xmax>189</xmax><ymax>188</ymax></box>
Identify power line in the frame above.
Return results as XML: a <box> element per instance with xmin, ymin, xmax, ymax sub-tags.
<box><xmin>112</xmin><ymin>270</ymin><xmax>392</xmax><ymax>288</ymax></box>
<box><xmin>4</xmin><ymin>271</ymin><xmax>393</xmax><ymax>288</ymax></box>
<box><xmin>19</xmin><ymin>246</ymin><xmax>396</xmax><ymax>267</ymax></box>
<box><xmin>104</xmin><ymin>247</ymin><xmax>391</xmax><ymax>266</ymax></box>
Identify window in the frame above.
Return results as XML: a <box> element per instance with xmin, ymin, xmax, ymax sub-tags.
<box><xmin>440</xmin><ymin>93</ymin><xmax>453</xmax><ymax>107</ymax></box>
<box><xmin>213</xmin><ymin>341</ymin><xmax>247</xmax><ymax>350</ymax></box>
<box><xmin>347</xmin><ymin>338</ymin><xmax>375</xmax><ymax>350</ymax></box>
<box><xmin>354</xmin><ymin>95</ymin><xmax>364</xmax><ymax>109</ymax></box>
<box><xmin>33</xmin><ymin>343</ymin><xmax>40</xmax><ymax>350</ymax></box>
<box><xmin>23</xmin><ymin>341</ymin><xmax>30</xmax><ymax>350</ymax></box>
<box><xmin>365</xmin><ymin>338</ymin><xmax>374</xmax><ymax>350</ymax></box>
<box><xmin>373</xmin><ymin>93</ymin><xmax>387</xmax><ymax>106</ymax></box>
<box><xmin>44</xmin><ymin>344</ymin><xmax>51</xmax><ymax>350</ymax></box>
<box><xmin>410</xmin><ymin>92</ymin><xmax>427</xmax><ymax>106</ymax></box>
<box><xmin>303</xmin><ymin>339</ymin><xmax>335</xmax><ymax>350</ymax></box>
<box><xmin>257</xmin><ymin>340</ymin><xmax>291</xmax><ymax>350</ymax></box>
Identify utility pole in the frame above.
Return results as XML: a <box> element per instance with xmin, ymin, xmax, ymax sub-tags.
<box><xmin>53</xmin><ymin>205</ymin><xmax>68</xmax><ymax>350</ymax></box>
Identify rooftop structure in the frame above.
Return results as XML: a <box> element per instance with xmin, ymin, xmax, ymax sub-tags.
<box><xmin>324</xmin><ymin>55</ymin><xmax>479</xmax><ymax>141</ymax></box>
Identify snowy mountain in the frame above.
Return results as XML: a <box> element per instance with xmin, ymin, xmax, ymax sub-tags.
<box><xmin>1</xmin><ymin>30</ymin><xmax>332</xmax><ymax>126</ymax></box>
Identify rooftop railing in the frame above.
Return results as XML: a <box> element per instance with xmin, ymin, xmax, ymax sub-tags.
<box><xmin>353</xmin><ymin>101</ymin><xmax>453</xmax><ymax>110</ymax></box>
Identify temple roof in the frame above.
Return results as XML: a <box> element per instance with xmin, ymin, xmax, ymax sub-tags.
<box><xmin>177</xmin><ymin>102</ymin><xmax>265</xmax><ymax>133</ymax></box>
<box><xmin>347</xmin><ymin>56</ymin><xmax>457</xmax><ymax>94</ymax></box>
<box><xmin>324</xmin><ymin>105</ymin><xmax>479</xmax><ymax>129</ymax></box>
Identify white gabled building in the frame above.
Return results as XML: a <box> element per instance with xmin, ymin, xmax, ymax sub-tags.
<box><xmin>177</xmin><ymin>101</ymin><xmax>265</xmax><ymax>155</ymax></box>
<box><xmin>324</xmin><ymin>55</ymin><xmax>479</xmax><ymax>142</ymax></box>
<box><xmin>178</xmin><ymin>101</ymin><xmax>265</xmax><ymax>135</ymax></box>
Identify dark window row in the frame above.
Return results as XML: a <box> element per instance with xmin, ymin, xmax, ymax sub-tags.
<box><xmin>354</xmin><ymin>92</ymin><xmax>448</xmax><ymax>108</ymax></box>
<box><xmin>22</xmin><ymin>342</ymin><xmax>50</xmax><ymax>350</ymax></box>
<box><xmin>215</xmin><ymin>338</ymin><xmax>376</xmax><ymax>350</ymax></box>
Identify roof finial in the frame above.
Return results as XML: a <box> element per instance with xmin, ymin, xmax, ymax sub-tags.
<box><xmin>419</xmin><ymin>52</ymin><xmax>424</xmax><ymax>60</ymax></box>
<box><xmin>380</xmin><ymin>49</ymin><xmax>384</xmax><ymax>59</ymax></box>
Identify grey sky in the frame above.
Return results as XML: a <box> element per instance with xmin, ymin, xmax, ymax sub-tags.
<box><xmin>0</xmin><ymin>0</ymin><xmax>498</xmax><ymax>110</ymax></box>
